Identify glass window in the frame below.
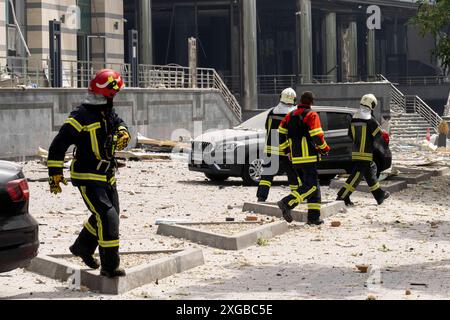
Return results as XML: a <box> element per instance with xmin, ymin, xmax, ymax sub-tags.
<box><xmin>326</xmin><ymin>112</ymin><xmax>352</xmax><ymax>131</ymax></box>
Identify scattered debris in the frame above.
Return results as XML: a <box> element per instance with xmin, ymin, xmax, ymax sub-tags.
<box><xmin>405</xmin><ymin>289</ymin><xmax>412</xmax><ymax>295</ymax></box>
<box><xmin>245</xmin><ymin>216</ymin><xmax>258</xmax><ymax>222</ymax></box>
<box><xmin>366</xmin><ymin>294</ymin><xmax>377</xmax><ymax>300</ymax></box>
<box><xmin>136</xmin><ymin>133</ymin><xmax>190</xmax><ymax>153</ymax></box>
<box><xmin>356</xmin><ymin>265</ymin><xmax>369</xmax><ymax>273</ymax></box>
<box><xmin>257</xmin><ymin>238</ymin><xmax>269</xmax><ymax>246</ymax></box>
<box><xmin>331</xmin><ymin>221</ymin><xmax>341</xmax><ymax>227</ymax></box>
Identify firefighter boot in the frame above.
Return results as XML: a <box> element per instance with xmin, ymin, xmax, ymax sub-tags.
<box><xmin>374</xmin><ymin>190</ymin><xmax>391</xmax><ymax>205</ymax></box>
<box><xmin>99</xmin><ymin>246</ymin><xmax>125</xmax><ymax>278</ymax></box>
<box><xmin>336</xmin><ymin>195</ymin><xmax>354</xmax><ymax>207</ymax></box>
<box><xmin>69</xmin><ymin>229</ymin><xmax>100</xmax><ymax>269</ymax></box>
<box><xmin>307</xmin><ymin>212</ymin><xmax>324</xmax><ymax>226</ymax></box>
<box><xmin>277</xmin><ymin>200</ymin><xmax>293</xmax><ymax>223</ymax></box>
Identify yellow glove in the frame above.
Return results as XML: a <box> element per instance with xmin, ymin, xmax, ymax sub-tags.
<box><xmin>49</xmin><ymin>174</ymin><xmax>68</xmax><ymax>194</ymax></box>
<box><xmin>115</xmin><ymin>130</ymin><xmax>130</xmax><ymax>151</ymax></box>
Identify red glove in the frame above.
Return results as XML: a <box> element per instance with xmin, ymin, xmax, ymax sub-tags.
<box><xmin>319</xmin><ymin>145</ymin><xmax>331</xmax><ymax>156</ymax></box>
<box><xmin>381</xmin><ymin>130</ymin><xmax>390</xmax><ymax>145</ymax></box>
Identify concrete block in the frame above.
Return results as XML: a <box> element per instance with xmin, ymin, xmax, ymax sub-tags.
<box><xmin>389</xmin><ymin>172</ymin><xmax>433</xmax><ymax>184</ymax></box>
<box><xmin>393</xmin><ymin>165</ymin><xmax>450</xmax><ymax>177</ymax></box>
<box><xmin>26</xmin><ymin>249</ymin><xmax>204</xmax><ymax>295</ymax></box>
<box><xmin>157</xmin><ymin>221</ymin><xmax>288</xmax><ymax>250</ymax></box>
<box><xmin>329</xmin><ymin>179</ymin><xmax>407</xmax><ymax>193</ymax></box>
<box><xmin>242</xmin><ymin>201</ymin><xmax>345</xmax><ymax>223</ymax></box>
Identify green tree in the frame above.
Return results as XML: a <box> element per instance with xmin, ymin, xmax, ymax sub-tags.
<box><xmin>410</xmin><ymin>0</ymin><xmax>450</xmax><ymax>75</ymax></box>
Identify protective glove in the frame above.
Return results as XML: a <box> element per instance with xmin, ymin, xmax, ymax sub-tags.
<box><xmin>319</xmin><ymin>145</ymin><xmax>331</xmax><ymax>156</ymax></box>
<box><xmin>49</xmin><ymin>174</ymin><xmax>68</xmax><ymax>194</ymax></box>
<box><xmin>115</xmin><ymin>130</ymin><xmax>130</xmax><ymax>151</ymax></box>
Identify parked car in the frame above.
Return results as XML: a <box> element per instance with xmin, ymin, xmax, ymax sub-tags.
<box><xmin>0</xmin><ymin>160</ymin><xmax>39</xmax><ymax>273</ymax></box>
<box><xmin>189</xmin><ymin>106</ymin><xmax>392</xmax><ymax>185</ymax></box>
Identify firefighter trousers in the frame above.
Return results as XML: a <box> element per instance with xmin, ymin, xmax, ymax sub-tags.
<box><xmin>280</xmin><ymin>163</ymin><xmax>321</xmax><ymax>220</ymax></box>
<box><xmin>257</xmin><ymin>156</ymin><xmax>302</xmax><ymax>201</ymax></box>
<box><xmin>72</xmin><ymin>183</ymin><xmax>121</xmax><ymax>272</ymax></box>
<box><xmin>337</xmin><ymin>161</ymin><xmax>384</xmax><ymax>201</ymax></box>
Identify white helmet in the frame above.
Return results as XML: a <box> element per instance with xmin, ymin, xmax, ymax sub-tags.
<box><xmin>360</xmin><ymin>94</ymin><xmax>378</xmax><ymax>110</ymax></box>
<box><xmin>280</xmin><ymin>88</ymin><xmax>297</xmax><ymax>105</ymax></box>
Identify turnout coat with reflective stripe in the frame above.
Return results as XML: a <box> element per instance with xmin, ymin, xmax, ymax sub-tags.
<box><xmin>349</xmin><ymin>117</ymin><xmax>382</xmax><ymax>161</ymax></box>
<box><xmin>278</xmin><ymin>106</ymin><xmax>329</xmax><ymax>165</ymax></box>
<box><xmin>263</xmin><ymin>108</ymin><xmax>290</xmax><ymax>156</ymax></box>
<box><xmin>48</xmin><ymin>104</ymin><xmax>129</xmax><ymax>186</ymax></box>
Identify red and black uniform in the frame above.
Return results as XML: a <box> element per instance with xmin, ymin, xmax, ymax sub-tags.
<box><xmin>278</xmin><ymin>104</ymin><xmax>330</xmax><ymax>220</ymax></box>
<box><xmin>256</xmin><ymin>106</ymin><xmax>301</xmax><ymax>201</ymax></box>
<box><xmin>48</xmin><ymin>102</ymin><xmax>129</xmax><ymax>273</ymax></box>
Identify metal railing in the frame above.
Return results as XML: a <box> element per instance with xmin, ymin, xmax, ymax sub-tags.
<box><xmin>60</xmin><ymin>60</ymin><xmax>132</xmax><ymax>88</ymax></box>
<box><xmin>257</xmin><ymin>74</ymin><xmax>300</xmax><ymax>94</ymax></box>
<box><xmin>405</xmin><ymin>95</ymin><xmax>442</xmax><ymax>133</ymax></box>
<box><xmin>396</xmin><ymin>76</ymin><xmax>449</xmax><ymax>86</ymax></box>
<box><xmin>381</xmin><ymin>74</ymin><xmax>442</xmax><ymax>133</ymax></box>
<box><xmin>0</xmin><ymin>56</ymin><xmax>51</xmax><ymax>87</ymax></box>
<box><xmin>0</xmin><ymin>56</ymin><xmax>132</xmax><ymax>88</ymax></box>
<box><xmin>212</xmin><ymin>70</ymin><xmax>242</xmax><ymax>120</ymax></box>
<box><xmin>138</xmin><ymin>64</ymin><xmax>241</xmax><ymax>120</ymax></box>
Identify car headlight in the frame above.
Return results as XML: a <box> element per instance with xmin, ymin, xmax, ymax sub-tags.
<box><xmin>215</xmin><ymin>142</ymin><xmax>243</xmax><ymax>152</ymax></box>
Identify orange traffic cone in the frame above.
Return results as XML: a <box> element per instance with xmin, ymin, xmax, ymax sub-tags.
<box><xmin>426</xmin><ymin>128</ymin><xmax>431</xmax><ymax>142</ymax></box>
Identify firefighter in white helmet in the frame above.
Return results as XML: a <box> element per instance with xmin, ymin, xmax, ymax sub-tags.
<box><xmin>336</xmin><ymin>94</ymin><xmax>390</xmax><ymax>206</ymax></box>
<box><xmin>256</xmin><ymin>88</ymin><xmax>301</xmax><ymax>202</ymax></box>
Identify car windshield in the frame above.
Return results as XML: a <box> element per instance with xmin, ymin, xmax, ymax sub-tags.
<box><xmin>235</xmin><ymin>110</ymin><xmax>271</xmax><ymax>130</ymax></box>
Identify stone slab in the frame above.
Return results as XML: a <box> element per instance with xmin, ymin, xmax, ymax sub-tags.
<box><xmin>389</xmin><ymin>172</ymin><xmax>433</xmax><ymax>184</ymax></box>
<box><xmin>156</xmin><ymin>221</ymin><xmax>288</xmax><ymax>251</ymax></box>
<box><xmin>26</xmin><ymin>249</ymin><xmax>204</xmax><ymax>295</ymax></box>
<box><xmin>392</xmin><ymin>165</ymin><xmax>450</xmax><ymax>177</ymax></box>
<box><xmin>242</xmin><ymin>201</ymin><xmax>345</xmax><ymax>223</ymax></box>
<box><xmin>329</xmin><ymin>179</ymin><xmax>407</xmax><ymax>193</ymax></box>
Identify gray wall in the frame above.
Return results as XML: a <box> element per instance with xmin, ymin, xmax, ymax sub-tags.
<box><xmin>0</xmin><ymin>88</ymin><xmax>240</xmax><ymax>159</ymax></box>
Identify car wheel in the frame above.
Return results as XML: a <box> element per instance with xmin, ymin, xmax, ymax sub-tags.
<box><xmin>205</xmin><ymin>173</ymin><xmax>230</xmax><ymax>182</ymax></box>
<box><xmin>242</xmin><ymin>159</ymin><xmax>264</xmax><ymax>186</ymax></box>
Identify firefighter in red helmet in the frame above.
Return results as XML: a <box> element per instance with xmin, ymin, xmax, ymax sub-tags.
<box><xmin>47</xmin><ymin>69</ymin><xmax>130</xmax><ymax>278</ymax></box>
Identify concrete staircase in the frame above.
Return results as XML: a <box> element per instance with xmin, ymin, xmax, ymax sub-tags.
<box><xmin>380</xmin><ymin>74</ymin><xmax>442</xmax><ymax>140</ymax></box>
<box><xmin>390</xmin><ymin>113</ymin><xmax>431</xmax><ymax>140</ymax></box>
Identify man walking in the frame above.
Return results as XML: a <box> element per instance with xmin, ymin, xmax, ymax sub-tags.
<box><xmin>336</xmin><ymin>94</ymin><xmax>390</xmax><ymax>206</ymax></box>
<box><xmin>256</xmin><ymin>88</ymin><xmax>301</xmax><ymax>202</ymax></box>
<box><xmin>47</xmin><ymin>69</ymin><xmax>131</xmax><ymax>278</ymax></box>
<box><xmin>277</xmin><ymin>92</ymin><xmax>330</xmax><ymax>225</ymax></box>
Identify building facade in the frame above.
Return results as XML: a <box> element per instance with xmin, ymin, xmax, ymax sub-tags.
<box><xmin>0</xmin><ymin>0</ymin><xmax>442</xmax><ymax>109</ymax></box>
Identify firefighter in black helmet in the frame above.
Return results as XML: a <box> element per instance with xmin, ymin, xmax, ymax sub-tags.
<box><xmin>256</xmin><ymin>88</ymin><xmax>302</xmax><ymax>202</ymax></box>
<box><xmin>336</xmin><ymin>94</ymin><xmax>391</xmax><ymax>206</ymax></box>
<box><xmin>47</xmin><ymin>69</ymin><xmax>130</xmax><ymax>278</ymax></box>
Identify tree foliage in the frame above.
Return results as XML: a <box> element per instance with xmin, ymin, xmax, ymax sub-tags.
<box><xmin>410</xmin><ymin>0</ymin><xmax>450</xmax><ymax>74</ymax></box>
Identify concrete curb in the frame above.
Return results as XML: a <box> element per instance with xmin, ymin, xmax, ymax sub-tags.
<box><xmin>389</xmin><ymin>172</ymin><xmax>434</xmax><ymax>184</ymax></box>
<box><xmin>392</xmin><ymin>165</ymin><xmax>450</xmax><ymax>177</ymax></box>
<box><xmin>157</xmin><ymin>221</ymin><xmax>288</xmax><ymax>250</ymax></box>
<box><xmin>329</xmin><ymin>179</ymin><xmax>407</xmax><ymax>193</ymax></box>
<box><xmin>242</xmin><ymin>201</ymin><xmax>345</xmax><ymax>222</ymax></box>
<box><xmin>26</xmin><ymin>249</ymin><xmax>204</xmax><ymax>295</ymax></box>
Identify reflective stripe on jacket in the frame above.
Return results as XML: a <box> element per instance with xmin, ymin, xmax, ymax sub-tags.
<box><xmin>48</xmin><ymin>104</ymin><xmax>129</xmax><ymax>186</ymax></box>
<box><xmin>278</xmin><ymin>105</ymin><xmax>329</xmax><ymax>164</ymax></box>
<box><xmin>350</xmin><ymin>117</ymin><xmax>382</xmax><ymax>161</ymax></box>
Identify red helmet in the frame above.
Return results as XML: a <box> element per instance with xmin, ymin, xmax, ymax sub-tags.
<box><xmin>88</xmin><ymin>69</ymin><xmax>124</xmax><ymax>99</ymax></box>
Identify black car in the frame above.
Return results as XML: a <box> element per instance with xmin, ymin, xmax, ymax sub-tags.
<box><xmin>0</xmin><ymin>160</ymin><xmax>39</xmax><ymax>273</ymax></box>
<box><xmin>189</xmin><ymin>106</ymin><xmax>392</xmax><ymax>185</ymax></box>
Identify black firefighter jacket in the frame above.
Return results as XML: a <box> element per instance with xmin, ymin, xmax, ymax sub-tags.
<box><xmin>48</xmin><ymin>103</ymin><xmax>129</xmax><ymax>187</ymax></box>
